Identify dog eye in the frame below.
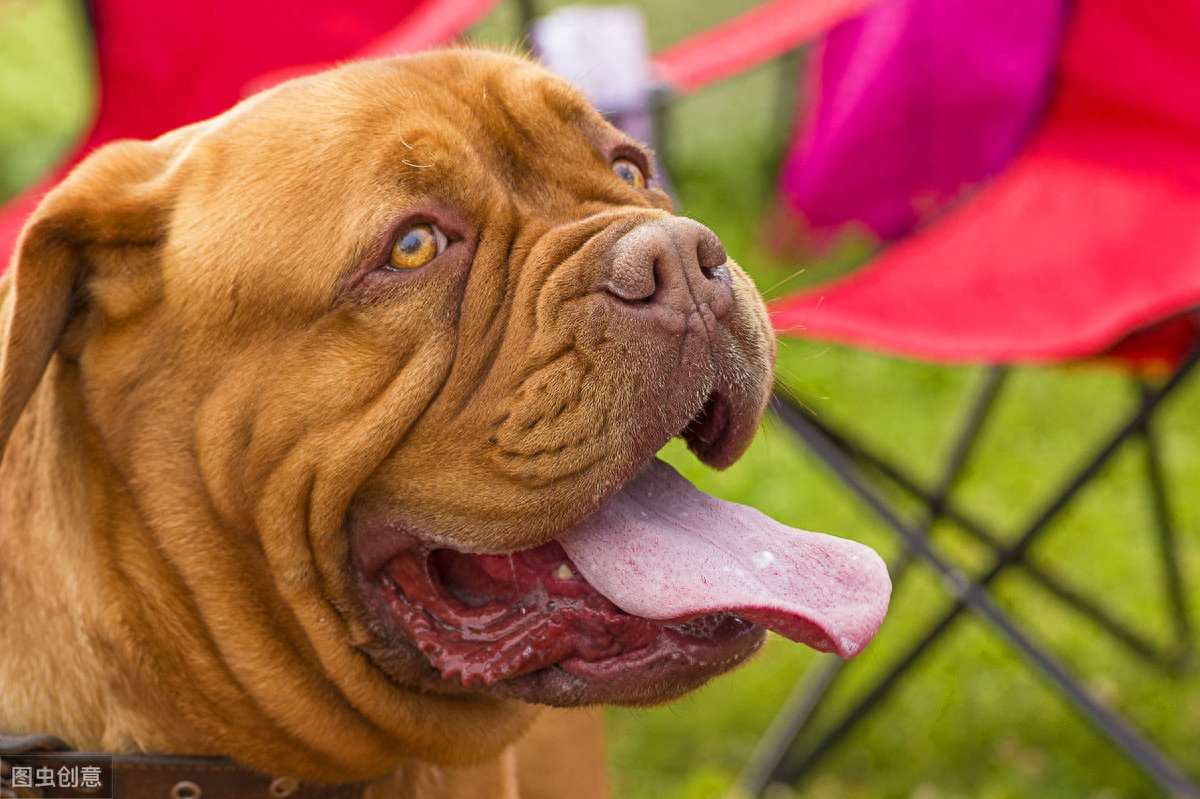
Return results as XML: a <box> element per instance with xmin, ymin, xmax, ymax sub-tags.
<box><xmin>612</xmin><ymin>158</ymin><xmax>646</xmax><ymax>189</ymax></box>
<box><xmin>388</xmin><ymin>223</ymin><xmax>447</xmax><ymax>270</ymax></box>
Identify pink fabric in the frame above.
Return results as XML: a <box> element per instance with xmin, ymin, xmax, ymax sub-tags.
<box><xmin>770</xmin><ymin>0</ymin><xmax>1200</xmax><ymax>364</ymax></box>
<box><xmin>2</xmin><ymin>0</ymin><xmax>499</xmax><ymax>266</ymax></box>
<box><xmin>777</xmin><ymin>0</ymin><xmax>1067</xmax><ymax>240</ymax></box>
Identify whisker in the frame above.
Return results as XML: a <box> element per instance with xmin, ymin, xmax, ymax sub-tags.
<box><xmin>762</xmin><ymin>266</ymin><xmax>808</xmax><ymax>298</ymax></box>
<box><xmin>509</xmin><ymin>554</ymin><xmax>526</xmax><ymax>616</ymax></box>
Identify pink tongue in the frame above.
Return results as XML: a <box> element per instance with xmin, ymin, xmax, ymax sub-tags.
<box><xmin>558</xmin><ymin>459</ymin><xmax>891</xmax><ymax>658</ymax></box>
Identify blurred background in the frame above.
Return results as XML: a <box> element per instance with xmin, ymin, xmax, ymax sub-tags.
<box><xmin>4</xmin><ymin>1</ymin><xmax>1200</xmax><ymax>797</ymax></box>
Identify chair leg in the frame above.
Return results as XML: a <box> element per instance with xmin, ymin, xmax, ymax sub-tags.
<box><xmin>892</xmin><ymin>366</ymin><xmax>1009</xmax><ymax>572</ymax></box>
<box><xmin>736</xmin><ymin>655</ymin><xmax>844</xmax><ymax>796</ymax></box>
<box><xmin>1136</xmin><ymin>379</ymin><xmax>1194</xmax><ymax>669</ymax></box>
<box><xmin>799</xmin><ymin>374</ymin><xmax>1193</xmax><ymax>670</ymax></box>
<box><xmin>756</xmin><ymin>347</ymin><xmax>1200</xmax><ymax>796</ymax></box>
<box><xmin>737</xmin><ymin>366</ymin><xmax>1006</xmax><ymax>797</ymax></box>
<box><xmin>767</xmin><ymin>393</ymin><xmax>1200</xmax><ymax>796</ymax></box>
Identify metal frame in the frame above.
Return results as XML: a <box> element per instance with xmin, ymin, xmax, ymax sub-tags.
<box><xmin>739</xmin><ymin>336</ymin><xmax>1200</xmax><ymax>798</ymax></box>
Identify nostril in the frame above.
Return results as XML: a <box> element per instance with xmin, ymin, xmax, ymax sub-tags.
<box><xmin>696</xmin><ymin>230</ymin><xmax>728</xmax><ymax>282</ymax></box>
<box><xmin>604</xmin><ymin>254</ymin><xmax>658</xmax><ymax>303</ymax></box>
<box><xmin>605</xmin><ymin>219</ymin><xmax>731</xmax><ymax>311</ymax></box>
<box><xmin>644</xmin><ymin>257</ymin><xmax>664</xmax><ymax>303</ymax></box>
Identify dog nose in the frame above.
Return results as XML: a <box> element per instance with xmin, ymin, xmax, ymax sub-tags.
<box><xmin>603</xmin><ymin>218</ymin><xmax>732</xmax><ymax>322</ymax></box>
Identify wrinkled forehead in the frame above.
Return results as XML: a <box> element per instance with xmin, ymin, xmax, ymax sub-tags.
<box><xmin>384</xmin><ymin>51</ymin><xmax>623</xmax><ymax>198</ymax></box>
<box><xmin>162</xmin><ymin>50</ymin><xmax>629</xmax><ymax>316</ymax></box>
<box><xmin>398</xmin><ymin>49</ymin><xmax>609</xmax><ymax>149</ymax></box>
<box><xmin>228</xmin><ymin>51</ymin><xmax>618</xmax><ymax>195</ymax></box>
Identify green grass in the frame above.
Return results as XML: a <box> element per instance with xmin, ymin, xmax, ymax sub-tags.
<box><xmin>5</xmin><ymin>2</ymin><xmax>1200</xmax><ymax>798</ymax></box>
<box><xmin>0</xmin><ymin>0</ymin><xmax>91</xmax><ymax>198</ymax></box>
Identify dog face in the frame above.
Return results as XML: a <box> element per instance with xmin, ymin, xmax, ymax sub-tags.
<box><xmin>0</xmin><ymin>50</ymin><xmax>888</xmax><ymax>779</ymax></box>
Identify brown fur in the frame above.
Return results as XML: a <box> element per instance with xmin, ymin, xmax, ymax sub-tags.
<box><xmin>0</xmin><ymin>49</ymin><xmax>774</xmax><ymax>797</ymax></box>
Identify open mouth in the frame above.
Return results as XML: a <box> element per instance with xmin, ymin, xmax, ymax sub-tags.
<box><xmin>377</xmin><ymin>539</ymin><xmax>763</xmax><ymax>689</ymax></box>
<box><xmin>361</xmin><ymin>445</ymin><xmax>891</xmax><ymax>698</ymax></box>
<box><xmin>679</xmin><ymin>390</ymin><xmax>732</xmax><ymax>463</ymax></box>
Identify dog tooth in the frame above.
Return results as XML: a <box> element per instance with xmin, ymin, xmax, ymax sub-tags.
<box><xmin>552</xmin><ymin>564</ymin><xmax>573</xmax><ymax>580</ymax></box>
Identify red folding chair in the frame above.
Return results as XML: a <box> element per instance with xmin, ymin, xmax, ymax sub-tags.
<box><xmin>744</xmin><ymin>0</ymin><xmax>1200</xmax><ymax>794</ymax></box>
<box><xmin>0</xmin><ymin>0</ymin><xmax>505</xmax><ymax>265</ymax></box>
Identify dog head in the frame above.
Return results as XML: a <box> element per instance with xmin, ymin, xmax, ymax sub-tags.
<box><xmin>0</xmin><ymin>50</ymin><xmax>888</xmax><ymax>779</ymax></box>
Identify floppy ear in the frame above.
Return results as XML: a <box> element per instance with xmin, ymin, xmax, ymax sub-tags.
<box><xmin>0</xmin><ymin>138</ymin><xmax>179</xmax><ymax>457</ymax></box>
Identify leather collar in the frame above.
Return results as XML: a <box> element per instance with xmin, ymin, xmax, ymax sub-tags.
<box><xmin>0</xmin><ymin>734</ymin><xmax>365</xmax><ymax>799</ymax></box>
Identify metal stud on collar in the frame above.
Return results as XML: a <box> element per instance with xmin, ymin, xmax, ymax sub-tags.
<box><xmin>170</xmin><ymin>781</ymin><xmax>202</xmax><ymax>799</ymax></box>
<box><xmin>269</xmin><ymin>777</ymin><xmax>298</xmax><ymax>798</ymax></box>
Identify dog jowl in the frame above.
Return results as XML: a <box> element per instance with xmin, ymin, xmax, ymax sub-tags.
<box><xmin>0</xmin><ymin>49</ymin><xmax>890</xmax><ymax>788</ymax></box>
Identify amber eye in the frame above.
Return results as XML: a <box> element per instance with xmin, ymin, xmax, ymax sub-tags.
<box><xmin>612</xmin><ymin>157</ymin><xmax>646</xmax><ymax>189</ymax></box>
<box><xmin>388</xmin><ymin>223</ymin><xmax>447</xmax><ymax>270</ymax></box>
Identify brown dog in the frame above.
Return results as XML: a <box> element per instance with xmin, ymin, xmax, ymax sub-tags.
<box><xmin>0</xmin><ymin>49</ymin><xmax>889</xmax><ymax>797</ymax></box>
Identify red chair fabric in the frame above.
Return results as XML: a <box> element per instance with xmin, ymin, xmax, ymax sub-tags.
<box><xmin>651</xmin><ymin>0</ymin><xmax>877</xmax><ymax>94</ymax></box>
<box><xmin>1</xmin><ymin>0</ymin><xmax>501</xmax><ymax>266</ymax></box>
<box><xmin>769</xmin><ymin>0</ymin><xmax>1200</xmax><ymax>366</ymax></box>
